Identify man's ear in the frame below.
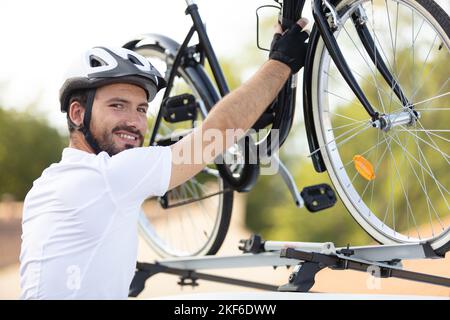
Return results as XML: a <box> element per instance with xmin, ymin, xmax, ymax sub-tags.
<box><xmin>68</xmin><ymin>101</ymin><xmax>85</xmax><ymax>128</ymax></box>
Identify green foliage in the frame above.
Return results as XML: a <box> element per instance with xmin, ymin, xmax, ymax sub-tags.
<box><xmin>205</xmin><ymin>59</ymin><xmax>245</xmax><ymax>91</ymax></box>
<box><xmin>0</xmin><ymin>107</ymin><xmax>67</xmax><ymax>200</ymax></box>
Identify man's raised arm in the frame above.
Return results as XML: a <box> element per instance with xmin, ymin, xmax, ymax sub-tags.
<box><xmin>169</xmin><ymin>18</ymin><xmax>309</xmax><ymax>190</ymax></box>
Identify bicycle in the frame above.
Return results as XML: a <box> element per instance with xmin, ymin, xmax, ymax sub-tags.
<box><xmin>123</xmin><ymin>0</ymin><xmax>450</xmax><ymax>258</ymax></box>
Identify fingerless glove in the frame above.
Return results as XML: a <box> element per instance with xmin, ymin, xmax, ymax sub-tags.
<box><xmin>269</xmin><ymin>24</ymin><xmax>309</xmax><ymax>73</ymax></box>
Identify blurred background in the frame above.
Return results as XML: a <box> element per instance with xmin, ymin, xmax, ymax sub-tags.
<box><xmin>0</xmin><ymin>0</ymin><xmax>449</xmax><ymax>299</ymax></box>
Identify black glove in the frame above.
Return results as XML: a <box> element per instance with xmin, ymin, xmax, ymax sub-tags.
<box><xmin>269</xmin><ymin>23</ymin><xmax>309</xmax><ymax>73</ymax></box>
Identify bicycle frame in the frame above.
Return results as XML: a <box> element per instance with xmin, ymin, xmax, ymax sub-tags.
<box><xmin>312</xmin><ymin>0</ymin><xmax>414</xmax><ymax>120</ymax></box>
<box><xmin>149</xmin><ymin>0</ymin><xmax>413</xmax><ymax>195</ymax></box>
<box><xmin>127</xmin><ymin>0</ymin><xmax>450</xmax><ymax>260</ymax></box>
<box><xmin>148</xmin><ymin>0</ymin><xmax>229</xmax><ymax>145</ymax></box>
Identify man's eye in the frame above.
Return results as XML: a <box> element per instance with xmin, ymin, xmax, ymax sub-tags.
<box><xmin>138</xmin><ymin>107</ymin><xmax>148</xmax><ymax>113</ymax></box>
<box><xmin>111</xmin><ymin>104</ymin><xmax>124</xmax><ymax>109</ymax></box>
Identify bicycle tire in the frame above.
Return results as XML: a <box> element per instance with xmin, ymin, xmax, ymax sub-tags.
<box><xmin>125</xmin><ymin>41</ymin><xmax>234</xmax><ymax>257</ymax></box>
<box><xmin>308</xmin><ymin>0</ymin><xmax>450</xmax><ymax>253</ymax></box>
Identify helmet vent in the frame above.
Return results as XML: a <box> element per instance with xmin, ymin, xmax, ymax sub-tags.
<box><xmin>128</xmin><ymin>54</ymin><xmax>144</xmax><ymax>66</ymax></box>
<box><xmin>89</xmin><ymin>55</ymin><xmax>108</xmax><ymax>68</ymax></box>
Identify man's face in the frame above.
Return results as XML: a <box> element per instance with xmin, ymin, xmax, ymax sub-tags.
<box><xmin>89</xmin><ymin>83</ymin><xmax>149</xmax><ymax>156</ymax></box>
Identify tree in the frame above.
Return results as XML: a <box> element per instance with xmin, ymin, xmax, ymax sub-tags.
<box><xmin>0</xmin><ymin>107</ymin><xmax>67</xmax><ymax>200</ymax></box>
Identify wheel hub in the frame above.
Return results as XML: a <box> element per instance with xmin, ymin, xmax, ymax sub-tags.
<box><xmin>372</xmin><ymin>108</ymin><xmax>421</xmax><ymax>132</ymax></box>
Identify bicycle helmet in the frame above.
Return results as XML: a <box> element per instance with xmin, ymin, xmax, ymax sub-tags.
<box><xmin>59</xmin><ymin>46</ymin><xmax>166</xmax><ymax>153</ymax></box>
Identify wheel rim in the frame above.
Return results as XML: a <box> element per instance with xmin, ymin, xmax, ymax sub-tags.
<box><xmin>139</xmin><ymin>176</ymin><xmax>225</xmax><ymax>257</ymax></box>
<box><xmin>313</xmin><ymin>0</ymin><xmax>450</xmax><ymax>246</ymax></box>
<box><xmin>134</xmin><ymin>47</ymin><xmax>228</xmax><ymax>257</ymax></box>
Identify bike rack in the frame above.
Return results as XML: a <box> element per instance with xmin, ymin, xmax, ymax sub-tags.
<box><xmin>128</xmin><ymin>234</ymin><xmax>450</xmax><ymax>297</ymax></box>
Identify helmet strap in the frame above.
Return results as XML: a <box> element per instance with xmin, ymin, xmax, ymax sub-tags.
<box><xmin>80</xmin><ymin>89</ymin><xmax>102</xmax><ymax>155</ymax></box>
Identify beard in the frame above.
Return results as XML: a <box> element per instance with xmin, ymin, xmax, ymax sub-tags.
<box><xmin>93</xmin><ymin>124</ymin><xmax>144</xmax><ymax>156</ymax></box>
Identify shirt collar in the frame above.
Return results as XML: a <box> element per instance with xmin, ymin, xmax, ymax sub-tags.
<box><xmin>62</xmin><ymin>147</ymin><xmax>95</xmax><ymax>161</ymax></box>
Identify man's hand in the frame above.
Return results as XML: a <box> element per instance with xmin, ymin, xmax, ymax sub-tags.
<box><xmin>269</xmin><ymin>18</ymin><xmax>309</xmax><ymax>73</ymax></box>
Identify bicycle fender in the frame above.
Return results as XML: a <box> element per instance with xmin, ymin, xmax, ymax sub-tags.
<box><xmin>302</xmin><ymin>0</ymin><xmax>355</xmax><ymax>173</ymax></box>
<box><xmin>123</xmin><ymin>33</ymin><xmax>180</xmax><ymax>58</ymax></box>
<box><xmin>302</xmin><ymin>25</ymin><xmax>327</xmax><ymax>173</ymax></box>
<box><xmin>123</xmin><ymin>34</ymin><xmax>219</xmax><ymax>109</ymax></box>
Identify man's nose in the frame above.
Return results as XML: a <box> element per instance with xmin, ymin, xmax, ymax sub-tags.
<box><xmin>125</xmin><ymin>109</ymin><xmax>141</xmax><ymax>127</ymax></box>
<box><xmin>125</xmin><ymin>109</ymin><xmax>146</xmax><ymax>133</ymax></box>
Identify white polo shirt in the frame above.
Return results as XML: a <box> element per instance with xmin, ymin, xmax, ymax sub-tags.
<box><xmin>19</xmin><ymin>146</ymin><xmax>172</xmax><ymax>299</ymax></box>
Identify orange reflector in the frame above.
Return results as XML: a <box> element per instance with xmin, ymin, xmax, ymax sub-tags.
<box><xmin>353</xmin><ymin>155</ymin><xmax>376</xmax><ymax>181</ymax></box>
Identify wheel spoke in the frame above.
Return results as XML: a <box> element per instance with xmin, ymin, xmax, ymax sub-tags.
<box><xmin>324</xmin><ymin>89</ymin><xmax>355</xmax><ymax>104</ymax></box>
<box><xmin>395</xmin><ymin>129</ymin><xmax>450</xmax><ymax>143</ymax></box>
<box><xmin>324</xmin><ymin>69</ymin><xmax>403</xmax><ymax>110</ymax></box>
<box><xmin>382</xmin><ymin>131</ymin><xmax>421</xmax><ymax>237</ymax></box>
<box><xmin>341</xmin><ymin>134</ymin><xmax>388</xmax><ymax>168</ymax></box>
<box><xmin>410</xmin><ymin>34</ymin><xmax>439</xmax><ymax>101</ymax></box>
<box><xmin>364</xmin><ymin>4</ymin><xmax>403</xmax><ymax>91</ymax></box>
<box><xmin>389</xmin><ymin>132</ymin><xmax>450</xmax><ymax>206</ymax></box>
<box><xmin>411</xmin><ymin>58</ymin><xmax>447</xmax><ymax>103</ymax></box>
<box><xmin>309</xmin><ymin>122</ymin><xmax>371</xmax><ymax>157</ymax></box>
<box><xmin>399</xmin><ymin>124</ymin><xmax>450</xmax><ymax>164</ymax></box>
<box><xmin>316</xmin><ymin>0</ymin><xmax>449</xmax><ymax>244</ymax></box>
<box><xmin>409</xmin><ymin>128</ymin><xmax>445</xmax><ymax>233</ymax></box>
<box><xmin>357</xmin><ymin>136</ymin><xmax>392</xmax><ymax>202</ymax></box>
<box><xmin>412</xmin><ymin>92</ymin><xmax>450</xmax><ymax>107</ymax></box>
<box><xmin>342</xmin><ymin>24</ymin><xmax>387</xmax><ymax>112</ymax></box>
<box><xmin>414</xmin><ymin>108</ymin><xmax>449</xmax><ymax>111</ymax></box>
<box><xmin>330</xmin><ymin>120</ymin><xmax>368</xmax><ymax>131</ymax></box>
<box><xmin>324</xmin><ymin>109</ymin><xmax>366</xmax><ymax>123</ymax></box>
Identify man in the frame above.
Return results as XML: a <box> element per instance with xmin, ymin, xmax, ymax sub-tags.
<box><xmin>20</xmin><ymin>18</ymin><xmax>309</xmax><ymax>299</ymax></box>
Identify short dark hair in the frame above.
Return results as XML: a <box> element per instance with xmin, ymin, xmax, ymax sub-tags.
<box><xmin>66</xmin><ymin>90</ymin><xmax>88</xmax><ymax>133</ymax></box>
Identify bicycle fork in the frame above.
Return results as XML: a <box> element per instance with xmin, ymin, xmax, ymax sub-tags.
<box><xmin>312</xmin><ymin>0</ymin><xmax>418</xmax><ymax>128</ymax></box>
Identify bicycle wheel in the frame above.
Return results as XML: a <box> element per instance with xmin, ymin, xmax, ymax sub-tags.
<box><xmin>127</xmin><ymin>42</ymin><xmax>233</xmax><ymax>257</ymax></box>
<box><xmin>310</xmin><ymin>0</ymin><xmax>450</xmax><ymax>253</ymax></box>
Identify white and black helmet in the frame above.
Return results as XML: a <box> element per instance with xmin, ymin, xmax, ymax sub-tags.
<box><xmin>59</xmin><ymin>46</ymin><xmax>166</xmax><ymax>154</ymax></box>
<box><xmin>59</xmin><ymin>46</ymin><xmax>166</xmax><ymax>112</ymax></box>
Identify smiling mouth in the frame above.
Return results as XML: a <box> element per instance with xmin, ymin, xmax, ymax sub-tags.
<box><xmin>118</xmin><ymin>133</ymin><xmax>137</xmax><ymax>140</ymax></box>
<box><xmin>114</xmin><ymin>132</ymin><xmax>140</xmax><ymax>144</ymax></box>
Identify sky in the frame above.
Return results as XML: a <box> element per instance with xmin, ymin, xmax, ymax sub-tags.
<box><xmin>0</xmin><ymin>0</ymin><xmax>283</xmax><ymax>131</ymax></box>
<box><xmin>0</xmin><ymin>0</ymin><xmax>448</xmax><ymax>132</ymax></box>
